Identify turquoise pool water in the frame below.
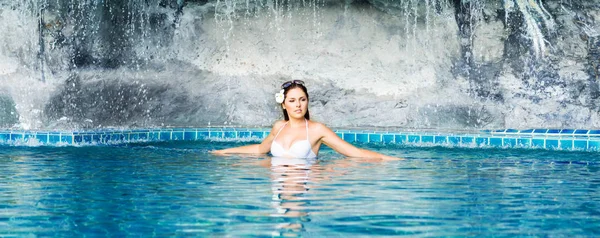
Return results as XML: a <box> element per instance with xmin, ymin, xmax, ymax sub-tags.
<box><xmin>1</xmin><ymin>141</ymin><xmax>599</xmax><ymax>236</ymax></box>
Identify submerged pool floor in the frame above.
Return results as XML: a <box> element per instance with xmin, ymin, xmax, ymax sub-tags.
<box><xmin>1</xmin><ymin>141</ymin><xmax>599</xmax><ymax>236</ymax></box>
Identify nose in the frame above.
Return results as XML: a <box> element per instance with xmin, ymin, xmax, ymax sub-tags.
<box><xmin>296</xmin><ymin>101</ymin><xmax>301</xmax><ymax>107</ymax></box>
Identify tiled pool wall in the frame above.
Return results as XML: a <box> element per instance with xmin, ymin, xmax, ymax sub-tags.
<box><xmin>1</xmin><ymin>128</ymin><xmax>600</xmax><ymax>152</ymax></box>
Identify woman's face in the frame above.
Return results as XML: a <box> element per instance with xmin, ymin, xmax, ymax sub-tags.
<box><xmin>282</xmin><ymin>87</ymin><xmax>308</xmax><ymax>119</ymax></box>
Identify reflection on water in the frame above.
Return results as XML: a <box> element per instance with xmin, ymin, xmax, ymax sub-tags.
<box><xmin>268</xmin><ymin>157</ymin><xmax>316</xmax><ymax>235</ymax></box>
<box><xmin>265</xmin><ymin>155</ymin><xmax>403</xmax><ymax>236</ymax></box>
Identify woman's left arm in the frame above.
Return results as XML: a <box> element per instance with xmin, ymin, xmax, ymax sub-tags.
<box><xmin>316</xmin><ymin>123</ymin><xmax>403</xmax><ymax>160</ymax></box>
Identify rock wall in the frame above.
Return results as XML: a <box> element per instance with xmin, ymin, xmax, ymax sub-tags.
<box><xmin>0</xmin><ymin>0</ymin><xmax>598</xmax><ymax>130</ymax></box>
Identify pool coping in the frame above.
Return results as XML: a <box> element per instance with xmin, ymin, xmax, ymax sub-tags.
<box><xmin>0</xmin><ymin>127</ymin><xmax>599</xmax><ymax>152</ymax></box>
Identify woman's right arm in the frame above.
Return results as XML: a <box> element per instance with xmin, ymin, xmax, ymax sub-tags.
<box><xmin>211</xmin><ymin>121</ymin><xmax>284</xmax><ymax>155</ymax></box>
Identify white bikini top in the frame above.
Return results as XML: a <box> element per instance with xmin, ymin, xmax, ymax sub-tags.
<box><xmin>270</xmin><ymin>119</ymin><xmax>317</xmax><ymax>159</ymax></box>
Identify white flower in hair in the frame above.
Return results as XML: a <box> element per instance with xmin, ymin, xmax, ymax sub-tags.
<box><xmin>275</xmin><ymin>89</ymin><xmax>285</xmax><ymax>103</ymax></box>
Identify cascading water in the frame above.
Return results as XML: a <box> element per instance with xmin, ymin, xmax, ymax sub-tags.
<box><xmin>0</xmin><ymin>0</ymin><xmax>598</xmax><ymax>130</ymax></box>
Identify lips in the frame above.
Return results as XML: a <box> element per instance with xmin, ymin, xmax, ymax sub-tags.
<box><xmin>294</xmin><ymin>109</ymin><xmax>302</xmax><ymax>113</ymax></box>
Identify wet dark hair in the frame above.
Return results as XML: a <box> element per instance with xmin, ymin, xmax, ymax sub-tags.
<box><xmin>281</xmin><ymin>83</ymin><xmax>310</xmax><ymax>121</ymax></box>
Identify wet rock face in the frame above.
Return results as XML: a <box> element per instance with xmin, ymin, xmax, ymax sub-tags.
<box><xmin>43</xmin><ymin>74</ymin><xmax>195</xmax><ymax>129</ymax></box>
<box><xmin>40</xmin><ymin>69</ymin><xmax>275</xmax><ymax>129</ymax></box>
<box><xmin>0</xmin><ymin>95</ymin><xmax>19</xmax><ymax>128</ymax></box>
<box><xmin>587</xmin><ymin>36</ymin><xmax>600</xmax><ymax>101</ymax></box>
<box><xmin>3</xmin><ymin>0</ymin><xmax>600</xmax><ymax>129</ymax></box>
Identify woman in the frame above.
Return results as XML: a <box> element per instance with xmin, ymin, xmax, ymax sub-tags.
<box><xmin>212</xmin><ymin>80</ymin><xmax>400</xmax><ymax>160</ymax></box>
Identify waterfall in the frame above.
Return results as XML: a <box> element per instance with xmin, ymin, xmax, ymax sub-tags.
<box><xmin>0</xmin><ymin>0</ymin><xmax>599</xmax><ymax>130</ymax></box>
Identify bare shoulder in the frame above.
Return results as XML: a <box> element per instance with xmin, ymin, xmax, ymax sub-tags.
<box><xmin>307</xmin><ymin>120</ymin><xmax>334</xmax><ymax>134</ymax></box>
<box><xmin>272</xmin><ymin>120</ymin><xmax>287</xmax><ymax>130</ymax></box>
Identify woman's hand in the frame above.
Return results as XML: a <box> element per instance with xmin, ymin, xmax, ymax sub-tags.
<box><xmin>211</xmin><ymin>150</ymin><xmax>228</xmax><ymax>155</ymax></box>
<box><xmin>380</xmin><ymin>154</ymin><xmax>404</xmax><ymax>161</ymax></box>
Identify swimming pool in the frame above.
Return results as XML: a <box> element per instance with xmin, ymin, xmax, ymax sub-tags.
<box><xmin>1</xmin><ymin>139</ymin><xmax>599</xmax><ymax>236</ymax></box>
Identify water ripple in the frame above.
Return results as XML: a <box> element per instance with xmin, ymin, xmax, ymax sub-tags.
<box><xmin>0</xmin><ymin>143</ymin><xmax>599</xmax><ymax>236</ymax></box>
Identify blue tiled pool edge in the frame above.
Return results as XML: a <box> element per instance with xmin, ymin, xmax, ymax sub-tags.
<box><xmin>1</xmin><ymin>128</ymin><xmax>600</xmax><ymax>152</ymax></box>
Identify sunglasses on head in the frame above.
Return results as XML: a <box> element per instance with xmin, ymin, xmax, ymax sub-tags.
<box><xmin>281</xmin><ymin>80</ymin><xmax>305</xmax><ymax>89</ymax></box>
